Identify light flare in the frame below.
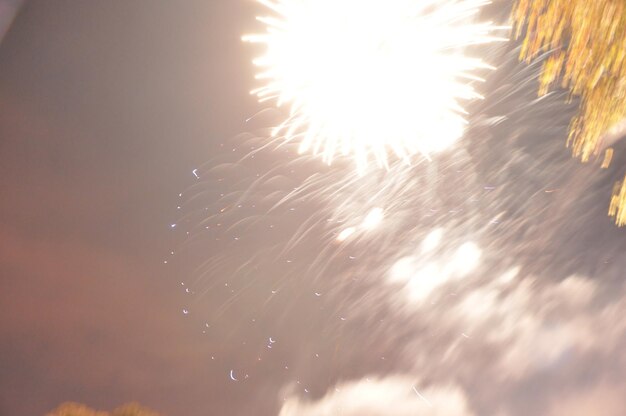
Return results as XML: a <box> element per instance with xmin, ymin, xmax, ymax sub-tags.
<box><xmin>244</xmin><ymin>0</ymin><xmax>508</xmax><ymax>170</ymax></box>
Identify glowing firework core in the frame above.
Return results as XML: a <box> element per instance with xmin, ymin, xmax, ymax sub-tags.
<box><xmin>244</xmin><ymin>0</ymin><xmax>507</xmax><ymax>169</ymax></box>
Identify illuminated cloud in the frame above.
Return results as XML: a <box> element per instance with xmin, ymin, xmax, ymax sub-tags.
<box><xmin>279</xmin><ymin>377</ymin><xmax>474</xmax><ymax>416</ymax></box>
<box><xmin>317</xmin><ymin>231</ymin><xmax>626</xmax><ymax>415</ymax></box>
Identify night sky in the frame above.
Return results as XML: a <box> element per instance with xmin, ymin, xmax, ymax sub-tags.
<box><xmin>2</xmin><ymin>2</ymin><xmax>626</xmax><ymax>416</ymax></box>
<box><xmin>0</xmin><ymin>1</ymin><xmax>262</xmax><ymax>414</ymax></box>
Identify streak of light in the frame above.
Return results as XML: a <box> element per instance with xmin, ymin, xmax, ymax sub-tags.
<box><xmin>412</xmin><ymin>386</ymin><xmax>433</xmax><ymax>407</ymax></box>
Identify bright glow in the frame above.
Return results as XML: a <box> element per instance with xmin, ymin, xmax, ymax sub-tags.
<box><xmin>337</xmin><ymin>227</ymin><xmax>356</xmax><ymax>241</ymax></box>
<box><xmin>388</xmin><ymin>240</ymin><xmax>482</xmax><ymax>302</ymax></box>
<box><xmin>448</xmin><ymin>242</ymin><xmax>481</xmax><ymax>275</ymax></box>
<box><xmin>244</xmin><ymin>0</ymin><xmax>508</xmax><ymax>170</ymax></box>
<box><xmin>361</xmin><ymin>207</ymin><xmax>384</xmax><ymax>230</ymax></box>
<box><xmin>421</xmin><ymin>228</ymin><xmax>444</xmax><ymax>253</ymax></box>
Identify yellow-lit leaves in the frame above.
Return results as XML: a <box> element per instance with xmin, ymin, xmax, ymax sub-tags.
<box><xmin>46</xmin><ymin>402</ymin><xmax>161</xmax><ymax>416</ymax></box>
<box><xmin>513</xmin><ymin>0</ymin><xmax>626</xmax><ymax>162</ymax></box>
<box><xmin>601</xmin><ymin>147</ymin><xmax>614</xmax><ymax>169</ymax></box>
<box><xmin>609</xmin><ymin>175</ymin><xmax>626</xmax><ymax>227</ymax></box>
<box><xmin>513</xmin><ymin>0</ymin><xmax>626</xmax><ymax>226</ymax></box>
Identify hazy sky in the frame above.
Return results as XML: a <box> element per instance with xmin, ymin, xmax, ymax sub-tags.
<box><xmin>1</xmin><ymin>2</ymin><xmax>626</xmax><ymax>416</ymax></box>
<box><xmin>0</xmin><ymin>1</ymin><xmax>264</xmax><ymax>414</ymax></box>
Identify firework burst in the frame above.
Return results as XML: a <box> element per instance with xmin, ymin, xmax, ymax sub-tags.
<box><xmin>244</xmin><ymin>0</ymin><xmax>508</xmax><ymax>170</ymax></box>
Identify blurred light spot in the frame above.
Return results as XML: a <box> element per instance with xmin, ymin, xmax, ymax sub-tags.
<box><xmin>361</xmin><ymin>207</ymin><xmax>384</xmax><ymax>230</ymax></box>
<box><xmin>337</xmin><ymin>227</ymin><xmax>356</xmax><ymax>242</ymax></box>
<box><xmin>421</xmin><ymin>228</ymin><xmax>443</xmax><ymax>253</ymax></box>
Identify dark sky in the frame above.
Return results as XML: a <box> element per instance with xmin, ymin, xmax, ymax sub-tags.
<box><xmin>0</xmin><ymin>1</ymin><xmax>263</xmax><ymax>414</ymax></box>
<box><xmin>2</xmin><ymin>2</ymin><xmax>626</xmax><ymax>416</ymax></box>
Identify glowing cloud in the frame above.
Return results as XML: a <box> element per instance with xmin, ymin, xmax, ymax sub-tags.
<box><xmin>279</xmin><ymin>376</ymin><xmax>475</xmax><ymax>416</ymax></box>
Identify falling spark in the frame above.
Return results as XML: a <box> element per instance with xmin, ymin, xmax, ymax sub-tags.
<box><xmin>412</xmin><ymin>386</ymin><xmax>433</xmax><ymax>407</ymax></box>
<box><xmin>244</xmin><ymin>0</ymin><xmax>508</xmax><ymax>170</ymax></box>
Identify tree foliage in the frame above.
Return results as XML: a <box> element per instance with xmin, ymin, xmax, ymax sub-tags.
<box><xmin>46</xmin><ymin>402</ymin><xmax>161</xmax><ymax>416</ymax></box>
<box><xmin>513</xmin><ymin>0</ymin><xmax>626</xmax><ymax>225</ymax></box>
<box><xmin>513</xmin><ymin>0</ymin><xmax>626</xmax><ymax>161</ymax></box>
<box><xmin>609</xmin><ymin>177</ymin><xmax>626</xmax><ymax>226</ymax></box>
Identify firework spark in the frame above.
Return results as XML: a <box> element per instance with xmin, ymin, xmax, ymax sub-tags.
<box><xmin>244</xmin><ymin>0</ymin><xmax>508</xmax><ymax>170</ymax></box>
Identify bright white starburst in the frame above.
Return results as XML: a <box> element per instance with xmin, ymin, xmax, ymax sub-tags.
<box><xmin>244</xmin><ymin>0</ymin><xmax>508</xmax><ymax>171</ymax></box>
